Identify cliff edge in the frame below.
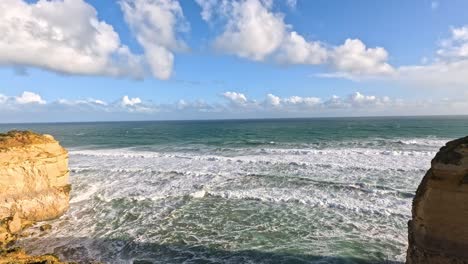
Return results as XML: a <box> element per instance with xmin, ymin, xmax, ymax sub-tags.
<box><xmin>407</xmin><ymin>136</ymin><xmax>468</xmax><ymax>264</ymax></box>
<box><xmin>0</xmin><ymin>131</ymin><xmax>70</xmax><ymax>263</ymax></box>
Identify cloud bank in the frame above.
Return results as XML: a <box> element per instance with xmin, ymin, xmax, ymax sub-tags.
<box><xmin>0</xmin><ymin>0</ymin><xmax>144</xmax><ymax>78</ymax></box>
<box><xmin>0</xmin><ymin>0</ymin><xmax>467</xmax><ymax>89</ymax></box>
<box><xmin>0</xmin><ymin>0</ymin><xmax>187</xmax><ymax>80</ymax></box>
<box><xmin>195</xmin><ymin>0</ymin><xmax>394</xmax><ymax>79</ymax></box>
<box><xmin>120</xmin><ymin>0</ymin><xmax>188</xmax><ymax>80</ymax></box>
<box><xmin>397</xmin><ymin>25</ymin><xmax>468</xmax><ymax>88</ymax></box>
<box><xmin>0</xmin><ymin>90</ymin><xmax>466</xmax><ymax>123</ymax></box>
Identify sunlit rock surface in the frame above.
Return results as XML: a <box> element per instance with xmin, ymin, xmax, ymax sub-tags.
<box><xmin>407</xmin><ymin>136</ymin><xmax>468</xmax><ymax>264</ymax></box>
<box><xmin>0</xmin><ymin>131</ymin><xmax>70</xmax><ymax>263</ymax></box>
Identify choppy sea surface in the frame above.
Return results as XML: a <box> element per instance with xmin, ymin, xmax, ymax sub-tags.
<box><xmin>1</xmin><ymin>117</ymin><xmax>467</xmax><ymax>264</ymax></box>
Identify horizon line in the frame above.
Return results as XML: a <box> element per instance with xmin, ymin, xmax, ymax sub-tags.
<box><xmin>1</xmin><ymin>114</ymin><xmax>467</xmax><ymax>125</ymax></box>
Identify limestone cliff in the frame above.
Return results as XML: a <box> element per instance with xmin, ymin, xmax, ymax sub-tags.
<box><xmin>407</xmin><ymin>136</ymin><xmax>468</xmax><ymax>264</ymax></box>
<box><xmin>0</xmin><ymin>131</ymin><xmax>70</xmax><ymax>263</ymax></box>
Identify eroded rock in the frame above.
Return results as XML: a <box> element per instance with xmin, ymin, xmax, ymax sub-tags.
<box><xmin>407</xmin><ymin>136</ymin><xmax>468</xmax><ymax>264</ymax></box>
<box><xmin>0</xmin><ymin>131</ymin><xmax>70</xmax><ymax>262</ymax></box>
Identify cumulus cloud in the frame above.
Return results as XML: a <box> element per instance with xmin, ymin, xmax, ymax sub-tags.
<box><xmin>121</xmin><ymin>95</ymin><xmax>142</xmax><ymax>107</ymax></box>
<box><xmin>120</xmin><ymin>0</ymin><xmax>188</xmax><ymax>80</ymax></box>
<box><xmin>195</xmin><ymin>0</ymin><xmax>393</xmax><ymax>78</ymax></box>
<box><xmin>276</xmin><ymin>32</ymin><xmax>328</xmax><ymax>65</ymax></box>
<box><xmin>0</xmin><ymin>0</ymin><xmax>190</xmax><ymax>80</ymax></box>
<box><xmin>437</xmin><ymin>26</ymin><xmax>468</xmax><ymax>59</ymax></box>
<box><xmin>222</xmin><ymin>91</ymin><xmax>248</xmax><ymax>105</ymax></box>
<box><xmin>347</xmin><ymin>92</ymin><xmax>390</xmax><ymax>107</ymax></box>
<box><xmin>15</xmin><ymin>91</ymin><xmax>46</xmax><ymax>104</ymax></box>
<box><xmin>213</xmin><ymin>0</ymin><xmax>286</xmax><ymax>61</ymax></box>
<box><xmin>397</xmin><ymin>25</ymin><xmax>468</xmax><ymax>88</ymax></box>
<box><xmin>284</xmin><ymin>95</ymin><xmax>321</xmax><ymax>106</ymax></box>
<box><xmin>195</xmin><ymin>0</ymin><xmax>229</xmax><ymax>22</ymax></box>
<box><xmin>0</xmin><ymin>0</ymin><xmax>143</xmax><ymax>78</ymax></box>
<box><xmin>224</xmin><ymin>91</ymin><xmax>395</xmax><ymax>112</ymax></box>
<box><xmin>329</xmin><ymin>39</ymin><xmax>395</xmax><ymax>78</ymax></box>
<box><xmin>266</xmin><ymin>93</ymin><xmax>281</xmax><ymax>107</ymax></box>
<box><xmin>57</xmin><ymin>98</ymin><xmax>108</xmax><ymax>107</ymax></box>
<box><xmin>1</xmin><ymin>90</ymin><xmax>467</xmax><ymax>122</ymax></box>
<box><xmin>265</xmin><ymin>94</ymin><xmax>321</xmax><ymax>109</ymax></box>
<box><xmin>195</xmin><ymin>1</ymin><xmax>468</xmax><ymax>86</ymax></box>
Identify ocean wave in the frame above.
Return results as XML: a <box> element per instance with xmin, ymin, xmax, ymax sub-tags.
<box><xmin>70</xmin><ymin>144</ymin><xmax>438</xmax><ymax>158</ymax></box>
<box><xmin>203</xmin><ymin>188</ymin><xmax>410</xmax><ymax>218</ymax></box>
<box><xmin>69</xmin><ymin>146</ymin><xmax>434</xmax><ymax>175</ymax></box>
<box><xmin>67</xmin><ymin>165</ymin><xmax>413</xmax><ymax>219</ymax></box>
<box><xmin>41</xmin><ymin>139</ymin><xmax>435</xmax><ymax>263</ymax></box>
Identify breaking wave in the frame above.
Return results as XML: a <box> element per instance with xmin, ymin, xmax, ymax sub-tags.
<box><xmin>19</xmin><ymin>137</ymin><xmax>443</xmax><ymax>263</ymax></box>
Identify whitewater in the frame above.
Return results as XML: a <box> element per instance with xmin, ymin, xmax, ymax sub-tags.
<box><xmin>1</xmin><ymin>117</ymin><xmax>465</xmax><ymax>263</ymax></box>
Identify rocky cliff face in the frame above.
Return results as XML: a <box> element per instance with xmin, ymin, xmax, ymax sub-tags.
<box><xmin>0</xmin><ymin>131</ymin><xmax>70</xmax><ymax>263</ymax></box>
<box><xmin>407</xmin><ymin>136</ymin><xmax>468</xmax><ymax>264</ymax></box>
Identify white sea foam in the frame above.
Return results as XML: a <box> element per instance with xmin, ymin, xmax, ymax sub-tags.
<box><xmin>20</xmin><ymin>139</ymin><xmax>441</xmax><ymax>263</ymax></box>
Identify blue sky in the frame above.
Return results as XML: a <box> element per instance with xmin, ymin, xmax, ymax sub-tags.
<box><xmin>1</xmin><ymin>0</ymin><xmax>468</xmax><ymax>122</ymax></box>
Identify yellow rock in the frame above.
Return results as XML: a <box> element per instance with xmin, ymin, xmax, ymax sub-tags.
<box><xmin>0</xmin><ymin>131</ymin><xmax>70</xmax><ymax>263</ymax></box>
<box><xmin>7</xmin><ymin>212</ymin><xmax>21</xmax><ymax>234</ymax></box>
<box><xmin>0</xmin><ymin>247</ymin><xmax>63</xmax><ymax>264</ymax></box>
<box><xmin>0</xmin><ymin>131</ymin><xmax>70</xmax><ymax>223</ymax></box>
<box><xmin>407</xmin><ymin>136</ymin><xmax>468</xmax><ymax>264</ymax></box>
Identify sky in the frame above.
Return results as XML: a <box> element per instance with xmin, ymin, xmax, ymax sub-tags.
<box><xmin>1</xmin><ymin>0</ymin><xmax>468</xmax><ymax>122</ymax></box>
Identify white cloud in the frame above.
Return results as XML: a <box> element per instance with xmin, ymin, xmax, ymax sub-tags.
<box><xmin>0</xmin><ymin>0</ymin><xmax>143</xmax><ymax>78</ymax></box>
<box><xmin>121</xmin><ymin>95</ymin><xmax>142</xmax><ymax>107</ymax></box>
<box><xmin>93</xmin><ymin>99</ymin><xmax>108</xmax><ymax>106</ymax></box>
<box><xmin>330</xmin><ymin>39</ymin><xmax>395</xmax><ymax>78</ymax></box>
<box><xmin>213</xmin><ymin>0</ymin><xmax>286</xmax><ymax>61</ymax></box>
<box><xmin>57</xmin><ymin>98</ymin><xmax>108</xmax><ymax>106</ymax></box>
<box><xmin>398</xmin><ymin>60</ymin><xmax>468</xmax><ymax>88</ymax></box>
<box><xmin>15</xmin><ymin>91</ymin><xmax>46</xmax><ymax>104</ymax></box>
<box><xmin>196</xmin><ymin>0</ymin><xmax>393</xmax><ymax>78</ymax></box>
<box><xmin>347</xmin><ymin>92</ymin><xmax>390</xmax><ymax>107</ymax></box>
<box><xmin>120</xmin><ymin>0</ymin><xmax>188</xmax><ymax>80</ymax></box>
<box><xmin>230</xmin><ymin>91</ymin><xmax>398</xmax><ymax>113</ymax></box>
<box><xmin>276</xmin><ymin>32</ymin><xmax>327</xmax><ymax>65</ymax></box>
<box><xmin>397</xmin><ymin>25</ymin><xmax>468</xmax><ymax>88</ymax></box>
<box><xmin>195</xmin><ymin>0</ymin><xmax>229</xmax><ymax>22</ymax></box>
<box><xmin>223</xmin><ymin>91</ymin><xmax>248</xmax><ymax>104</ymax></box>
<box><xmin>1</xmin><ymin>91</ymin><xmax>467</xmax><ymax>122</ymax></box>
<box><xmin>437</xmin><ymin>26</ymin><xmax>468</xmax><ymax>59</ymax></box>
<box><xmin>452</xmin><ymin>26</ymin><xmax>468</xmax><ymax>41</ymax></box>
<box><xmin>266</xmin><ymin>93</ymin><xmax>281</xmax><ymax>107</ymax></box>
<box><xmin>265</xmin><ymin>94</ymin><xmax>321</xmax><ymax>108</ymax></box>
<box><xmin>224</xmin><ymin>91</ymin><xmax>394</xmax><ymax>112</ymax></box>
<box><xmin>284</xmin><ymin>95</ymin><xmax>321</xmax><ymax>106</ymax></box>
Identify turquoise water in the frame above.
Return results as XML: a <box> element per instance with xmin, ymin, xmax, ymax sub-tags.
<box><xmin>1</xmin><ymin>116</ymin><xmax>467</xmax><ymax>263</ymax></box>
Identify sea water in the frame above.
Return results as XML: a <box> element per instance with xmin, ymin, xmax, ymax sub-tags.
<box><xmin>1</xmin><ymin>117</ymin><xmax>467</xmax><ymax>264</ymax></box>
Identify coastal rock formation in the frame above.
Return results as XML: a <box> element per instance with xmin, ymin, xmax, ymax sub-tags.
<box><xmin>407</xmin><ymin>136</ymin><xmax>468</xmax><ymax>264</ymax></box>
<box><xmin>0</xmin><ymin>247</ymin><xmax>63</xmax><ymax>264</ymax></box>
<box><xmin>0</xmin><ymin>131</ymin><xmax>70</xmax><ymax>262</ymax></box>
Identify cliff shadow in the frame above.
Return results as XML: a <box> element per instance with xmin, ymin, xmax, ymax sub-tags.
<box><xmin>19</xmin><ymin>236</ymin><xmax>404</xmax><ymax>264</ymax></box>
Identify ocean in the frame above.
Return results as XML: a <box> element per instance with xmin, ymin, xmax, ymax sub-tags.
<box><xmin>1</xmin><ymin>116</ymin><xmax>467</xmax><ymax>264</ymax></box>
